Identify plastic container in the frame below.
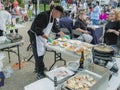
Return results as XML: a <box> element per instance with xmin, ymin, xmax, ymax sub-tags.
<box><xmin>67</xmin><ymin>61</ymin><xmax>79</xmax><ymax>71</ymax></box>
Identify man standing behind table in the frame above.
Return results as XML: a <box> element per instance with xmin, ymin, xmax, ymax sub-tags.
<box><xmin>28</xmin><ymin>6</ymin><xmax>67</xmax><ymax>79</ymax></box>
<box><xmin>0</xmin><ymin>7</ymin><xmax>11</xmax><ymax>36</ymax></box>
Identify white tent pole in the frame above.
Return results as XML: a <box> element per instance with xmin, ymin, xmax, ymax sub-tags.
<box><xmin>37</xmin><ymin>0</ymin><xmax>40</xmax><ymax>12</ymax></box>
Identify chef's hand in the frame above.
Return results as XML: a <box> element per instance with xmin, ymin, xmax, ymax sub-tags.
<box><xmin>63</xmin><ymin>35</ymin><xmax>70</xmax><ymax>39</ymax></box>
<box><xmin>47</xmin><ymin>37</ymin><xmax>53</xmax><ymax>43</ymax></box>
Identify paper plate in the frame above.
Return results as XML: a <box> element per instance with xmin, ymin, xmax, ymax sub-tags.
<box><xmin>57</xmin><ymin>38</ymin><xmax>68</xmax><ymax>42</ymax></box>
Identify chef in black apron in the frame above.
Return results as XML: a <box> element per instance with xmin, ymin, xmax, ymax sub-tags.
<box><xmin>28</xmin><ymin>6</ymin><xmax>65</xmax><ymax>79</ymax></box>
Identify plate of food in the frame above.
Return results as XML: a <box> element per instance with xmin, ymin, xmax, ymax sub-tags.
<box><xmin>75</xmin><ymin>47</ymin><xmax>91</xmax><ymax>56</ymax></box>
<box><xmin>74</xmin><ymin>47</ymin><xmax>84</xmax><ymax>54</ymax></box>
<box><xmin>65</xmin><ymin>45</ymin><xmax>77</xmax><ymax>52</ymax></box>
<box><xmin>59</xmin><ymin>42</ymin><xmax>71</xmax><ymax>48</ymax></box>
<box><xmin>68</xmin><ymin>40</ymin><xmax>82</xmax><ymax>46</ymax></box>
<box><xmin>57</xmin><ymin>37</ymin><xmax>68</xmax><ymax>42</ymax></box>
<box><xmin>48</xmin><ymin>40</ymin><xmax>59</xmax><ymax>46</ymax></box>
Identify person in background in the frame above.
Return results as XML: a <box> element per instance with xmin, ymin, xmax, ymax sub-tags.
<box><xmin>99</xmin><ymin>9</ymin><xmax>107</xmax><ymax>24</ymax></box>
<box><xmin>61</xmin><ymin>0</ymin><xmax>67</xmax><ymax>10</ymax></box>
<box><xmin>13</xmin><ymin>0</ymin><xmax>19</xmax><ymax>7</ymax></box>
<box><xmin>70</xmin><ymin>3</ymin><xmax>77</xmax><ymax>19</ymax></box>
<box><xmin>27</xmin><ymin>1</ymin><xmax>33</xmax><ymax>21</ymax></box>
<box><xmin>103</xmin><ymin>9</ymin><xmax>120</xmax><ymax>45</ymax></box>
<box><xmin>28</xmin><ymin>6</ymin><xmax>66</xmax><ymax>79</ymax></box>
<box><xmin>0</xmin><ymin>7</ymin><xmax>12</xmax><ymax>36</ymax></box>
<box><xmin>14</xmin><ymin>5</ymin><xmax>21</xmax><ymax>16</ymax></box>
<box><xmin>83</xmin><ymin>0</ymin><xmax>88</xmax><ymax>11</ymax></box>
<box><xmin>20</xmin><ymin>8</ymin><xmax>28</xmax><ymax>21</ymax></box>
<box><xmin>49</xmin><ymin>0</ymin><xmax>55</xmax><ymax>11</ymax></box>
<box><xmin>59</xmin><ymin>11</ymin><xmax>73</xmax><ymax>38</ymax></box>
<box><xmin>74</xmin><ymin>11</ymin><xmax>93</xmax><ymax>43</ymax></box>
<box><xmin>90</xmin><ymin>1</ymin><xmax>101</xmax><ymax>25</ymax></box>
<box><xmin>0</xmin><ymin>2</ymin><xmax>4</xmax><ymax>10</ymax></box>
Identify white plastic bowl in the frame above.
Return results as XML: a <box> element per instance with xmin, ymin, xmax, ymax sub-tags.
<box><xmin>67</xmin><ymin>61</ymin><xmax>79</xmax><ymax>71</ymax></box>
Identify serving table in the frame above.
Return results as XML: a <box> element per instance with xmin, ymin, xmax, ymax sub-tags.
<box><xmin>0</xmin><ymin>40</ymin><xmax>24</xmax><ymax>69</ymax></box>
<box><xmin>46</xmin><ymin>40</ymin><xmax>92</xmax><ymax>70</ymax></box>
<box><xmin>24</xmin><ymin>39</ymin><xmax>120</xmax><ymax>90</ymax></box>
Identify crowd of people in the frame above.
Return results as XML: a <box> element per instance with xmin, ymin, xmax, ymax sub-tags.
<box><xmin>0</xmin><ymin>0</ymin><xmax>34</xmax><ymax>36</ymax></box>
<box><xmin>55</xmin><ymin>0</ymin><xmax>120</xmax><ymax>46</ymax></box>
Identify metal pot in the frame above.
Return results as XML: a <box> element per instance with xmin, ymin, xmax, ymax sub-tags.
<box><xmin>92</xmin><ymin>43</ymin><xmax>114</xmax><ymax>57</ymax></box>
<box><xmin>92</xmin><ymin>44</ymin><xmax>118</xmax><ymax>73</ymax></box>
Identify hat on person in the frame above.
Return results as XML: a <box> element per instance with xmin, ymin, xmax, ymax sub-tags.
<box><xmin>54</xmin><ymin>5</ymin><xmax>64</xmax><ymax>13</ymax></box>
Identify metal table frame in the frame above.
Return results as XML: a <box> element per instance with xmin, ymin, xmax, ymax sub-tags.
<box><xmin>46</xmin><ymin>49</ymin><xmax>66</xmax><ymax>70</ymax></box>
<box><xmin>0</xmin><ymin>40</ymin><xmax>23</xmax><ymax>69</ymax></box>
<box><xmin>26</xmin><ymin>47</ymin><xmax>66</xmax><ymax>70</ymax></box>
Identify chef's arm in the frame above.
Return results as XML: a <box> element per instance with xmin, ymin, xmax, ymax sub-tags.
<box><xmin>42</xmin><ymin>34</ymin><xmax>48</xmax><ymax>39</ymax></box>
<box><xmin>57</xmin><ymin>31</ymin><xmax>65</xmax><ymax>36</ymax></box>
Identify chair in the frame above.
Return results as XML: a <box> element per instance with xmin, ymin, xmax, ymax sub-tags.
<box><xmin>72</xmin><ymin>30</ymin><xmax>84</xmax><ymax>41</ymax></box>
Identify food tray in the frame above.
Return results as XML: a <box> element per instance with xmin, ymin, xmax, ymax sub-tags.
<box><xmin>74</xmin><ymin>47</ymin><xmax>91</xmax><ymax>56</ymax></box>
<box><xmin>68</xmin><ymin>40</ymin><xmax>82</xmax><ymax>46</ymax></box>
<box><xmin>45</xmin><ymin>67</ymin><xmax>74</xmax><ymax>84</ymax></box>
<box><xmin>61</xmin><ymin>70</ymin><xmax>103</xmax><ymax>90</ymax></box>
<box><xmin>59</xmin><ymin>42</ymin><xmax>71</xmax><ymax>48</ymax></box>
<box><xmin>48</xmin><ymin>40</ymin><xmax>59</xmax><ymax>46</ymax></box>
<box><xmin>65</xmin><ymin>45</ymin><xmax>77</xmax><ymax>52</ymax></box>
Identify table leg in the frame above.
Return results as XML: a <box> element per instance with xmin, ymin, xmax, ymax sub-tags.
<box><xmin>17</xmin><ymin>45</ymin><xmax>21</xmax><ymax>69</ymax></box>
<box><xmin>27</xmin><ymin>55</ymin><xmax>34</xmax><ymax>62</ymax></box>
<box><xmin>8</xmin><ymin>47</ymin><xmax>11</xmax><ymax>63</ymax></box>
<box><xmin>49</xmin><ymin>51</ymin><xmax>66</xmax><ymax>70</ymax></box>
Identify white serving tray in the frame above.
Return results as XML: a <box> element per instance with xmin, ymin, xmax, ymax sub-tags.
<box><xmin>45</xmin><ymin>67</ymin><xmax>74</xmax><ymax>83</ymax></box>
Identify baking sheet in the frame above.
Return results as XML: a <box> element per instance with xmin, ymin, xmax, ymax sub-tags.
<box><xmin>62</xmin><ymin>70</ymin><xmax>102</xmax><ymax>90</ymax></box>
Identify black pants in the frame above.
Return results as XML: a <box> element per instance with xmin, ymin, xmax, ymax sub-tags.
<box><xmin>87</xmin><ymin>27</ymin><xmax>98</xmax><ymax>44</ymax></box>
<box><xmin>28</xmin><ymin>30</ymin><xmax>45</xmax><ymax>73</ymax></box>
<box><xmin>0</xmin><ymin>30</ymin><xmax>3</xmax><ymax>36</ymax></box>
